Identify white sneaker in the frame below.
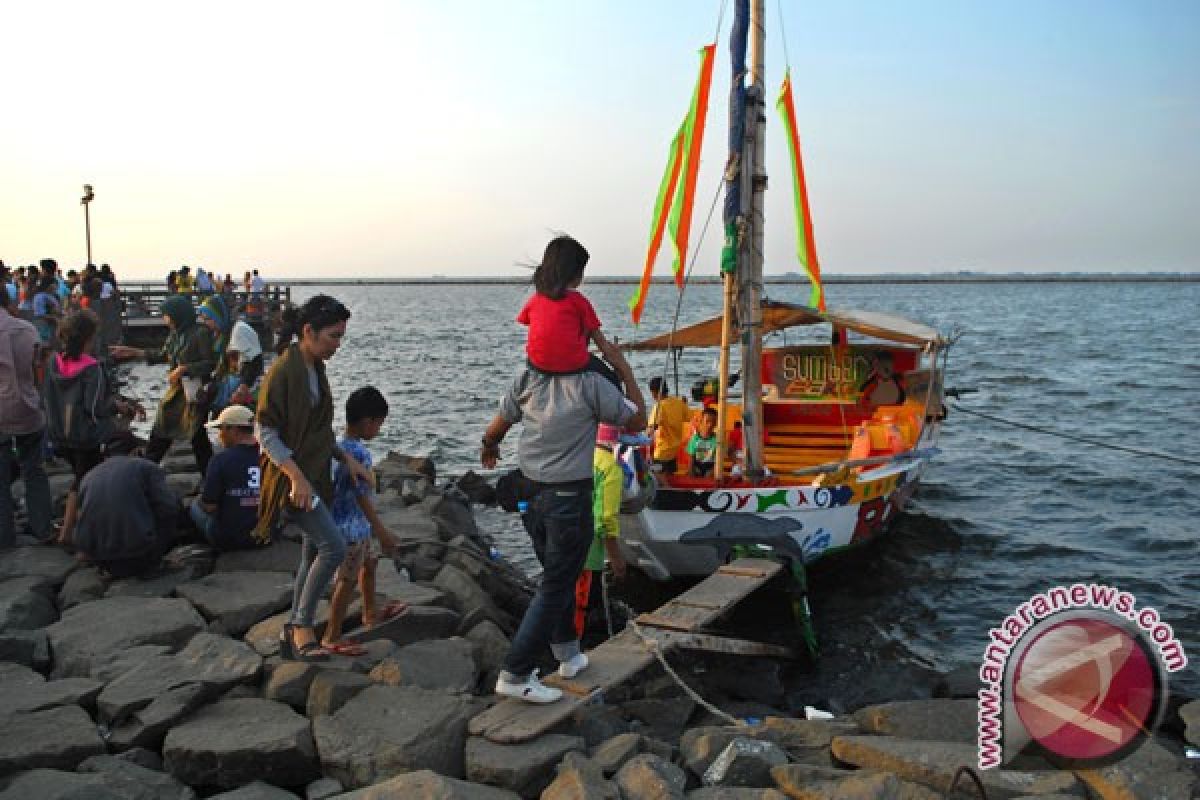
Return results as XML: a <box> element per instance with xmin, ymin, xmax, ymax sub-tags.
<box><xmin>557</xmin><ymin>652</ymin><xmax>589</xmax><ymax>679</ymax></box>
<box><xmin>495</xmin><ymin>670</ymin><xmax>562</xmax><ymax>704</ymax></box>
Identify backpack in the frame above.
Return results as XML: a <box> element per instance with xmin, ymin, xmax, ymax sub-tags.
<box><xmin>44</xmin><ymin>360</ymin><xmax>109</xmax><ymax>448</ymax></box>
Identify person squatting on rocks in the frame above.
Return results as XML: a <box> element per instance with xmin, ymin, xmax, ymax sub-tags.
<box><xmin>0</xmin><ymin>283</ymin><xmax>52</xmax><ymax>547</ymax></box>
<box><xmin>480</xmin><ymin>329</ymin><xmax>646</xmax><ymax>703</ymax></box>
<box><xmin>73</xmin><ymin>455</ymin><xmax>180</xmax><ymax>578</ymax></box>
<box><xmin>254</xmin><ymin>294</ymin><xmax>372</xmax><ymax>662</ymax></box>
<box><xmin>109</xmin><ymin>294</ymin><xmax>216</xmax><ymax>474</ymax></box>
<box><xmin>187</xmin><ymin>404</ymin><xmax>262</xmax><ymax>551</ymax></box>
<box><xmin>320</xmin><ymin>386</ymin><xmax>408</xmax><ymax>656</ymax></box>
<box><xmin>43</xmin><ymin>310</ymin><xmax>142</xmax><ymax>547</ymax></box>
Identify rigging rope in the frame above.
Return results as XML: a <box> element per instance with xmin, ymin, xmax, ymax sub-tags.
<box><xmin>949</xmin><ymin>402</ymin><xmax>1200</xmax><ymax>467</ymax></box>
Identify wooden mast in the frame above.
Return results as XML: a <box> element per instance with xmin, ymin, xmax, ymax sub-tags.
<box><xmin>738</xmin><ymin>0</ymin><xmax>767</xmax><ymax>481</ymax></box>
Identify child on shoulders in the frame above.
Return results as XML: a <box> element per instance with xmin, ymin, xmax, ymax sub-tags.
<box><xmin>517</xmin><ymin>235</ymin><xmax>632</xmax><ymax>387</ymax></box>
<box><xmin>320</xmin><ymin>387</ymin><xmax>407</xmax><ymax>655</ymax></box>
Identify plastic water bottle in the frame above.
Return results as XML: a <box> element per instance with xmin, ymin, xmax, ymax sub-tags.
<box><xmin>487</xmin><ymin>546</ymin><xmax>501</xmax><ymax>561</ymax></box>
<box><xmin>517</xmin><ymin>500</ymin><xmax>529</xmax><ymax>513</ymax></box>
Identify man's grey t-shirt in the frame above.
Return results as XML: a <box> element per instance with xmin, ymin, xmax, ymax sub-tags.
<box><xmin>500</xmin><ymin>369</ymin><xmax>635</xmax><ymax>484</ymax></box>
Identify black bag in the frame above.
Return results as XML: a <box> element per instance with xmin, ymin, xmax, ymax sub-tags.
<box><xmin>494</xmin><ymin>469</ymin><xmax>542</xmax><ymax>513</ymax></box>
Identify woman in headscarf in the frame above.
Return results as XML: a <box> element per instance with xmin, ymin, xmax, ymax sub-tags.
<box><xmin>255</xmin><ymin>294</ymin><xmax>369</xmax><ymax>661</ymax></box>
<box><xmin>110</xmin><ymin>294</ymin><xmax>215</xmax><ymax>473</ymax></box>
<box><xmin>198</xmin><ymin>294</ymin><xmax>264</xmax><ymax>412</ymax></box>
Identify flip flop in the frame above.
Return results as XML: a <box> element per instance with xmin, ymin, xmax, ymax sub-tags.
<box><xmin>376</xmin><ymin>601</ymin><xmax>409</xmax><ymax>622</ymax></box>
<box><xmin>322</xmin><ymin>640</ymin><xmax>368</xmax><ymax>657</ymax></box>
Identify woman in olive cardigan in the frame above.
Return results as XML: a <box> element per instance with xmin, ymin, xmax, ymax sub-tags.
<box><xmin>254</xmin><ymin>295</ymin><xmax>370</xmax><ymax>661</ymax></box>
<box><xmin>110</xmin><ymin>294</ymin><xmax>215</xmax><ymax>473</ymax></box>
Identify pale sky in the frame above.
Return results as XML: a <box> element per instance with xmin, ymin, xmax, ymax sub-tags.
<box><xmin>2</xmin><ymin>1</ymin><xmax>1197</xmax><ymax>279</ymax></box>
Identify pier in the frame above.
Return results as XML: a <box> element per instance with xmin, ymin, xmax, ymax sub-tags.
<box><xmin>117</xmin><ymin>286</ymin><xmax>291</xmax><ymax>349</ymax></box>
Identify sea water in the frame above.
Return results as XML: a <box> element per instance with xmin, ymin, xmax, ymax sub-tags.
<box><xmin>123</xmin><ymin>279</ymin><xmax>1200</xmax><ymax>698</ymax></box>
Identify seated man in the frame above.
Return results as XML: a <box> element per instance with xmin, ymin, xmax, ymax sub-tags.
<box><xmin>189</xmin><ymin>405</ymin><xmax>261</xmax><ymax>550</ymax></box>
<box><xmin>75</xmin><ymin>456</ymin><xmax>180</xmax><ymax>577</ymax></box>
<box><xmin>860</xmin><ymin>351</ymin><xmax>906</xmax><ymax>408</ymax></box>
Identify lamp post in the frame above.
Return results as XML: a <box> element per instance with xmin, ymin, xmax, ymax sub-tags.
<box><xmin>81</xmin><ymin>184</ymin><xmax>95</xmax><ymax>265</ymax></box>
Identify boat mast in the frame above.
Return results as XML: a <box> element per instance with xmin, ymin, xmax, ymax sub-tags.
<box><xmin>738</xmin><ymin>0</ymin><xmax>767</xmax><ymax>481</ymax></box>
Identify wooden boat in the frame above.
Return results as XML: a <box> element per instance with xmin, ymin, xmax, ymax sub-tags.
<box><xmin>616</xmin><ymin>0</ymin><xmax>951</xmax><ymax>618</ymax></box>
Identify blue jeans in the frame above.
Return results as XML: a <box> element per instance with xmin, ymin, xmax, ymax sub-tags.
<box><xmin>1</xmin><ymin>429</ymin><xmax>52</xmax><ymax>546</ymax></box>
<box><xmin>502</xmin><ymin>479</ymin><xmax>593</xmax><ymax>677</ymax></box>
<box><xmin>188</xmin><ymin>502</ymin><xmax>217</xmax><ymax>543</ymax></box>
<box><xmin>286</xmin><ymin>502</ymin><xmax>346</xmax><ymax>628</ymax></box>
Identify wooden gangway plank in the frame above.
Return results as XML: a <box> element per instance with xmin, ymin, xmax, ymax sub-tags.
<box><xmin>467</xmin><ymin>558</ymin><xmax>783</xmax><ymax>743</ymax></box>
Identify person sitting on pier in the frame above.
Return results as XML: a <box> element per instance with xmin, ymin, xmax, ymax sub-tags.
<box><xmin>109</xmin><ymin>295</ymin><xmax>216</xmax><ymax>474</ymax></box>
<box><xmin>187</xmin><ymin>405</ymin><xmax>261</xmax><ymax>551</ymax></box>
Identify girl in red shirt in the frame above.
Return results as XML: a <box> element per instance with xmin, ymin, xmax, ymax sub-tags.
<box><xmin>517</xmin><ymin>235</ymin><xmax>631</xmax><ymax>385</ymax></box>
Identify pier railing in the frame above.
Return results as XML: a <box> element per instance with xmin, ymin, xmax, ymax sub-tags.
<box><xmin>120</xmin><ymin>286</ymin><xmax>291</xmax><ymax>348</ymax></box>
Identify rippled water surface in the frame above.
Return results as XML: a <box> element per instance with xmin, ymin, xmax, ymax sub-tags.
<box><xmin>126</xmin><ymin>280</ymin><xmax>1199</xmax><ymax>699</ymax></box>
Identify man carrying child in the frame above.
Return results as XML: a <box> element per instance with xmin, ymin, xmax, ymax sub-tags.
<box><xmin>320</xmin><ymin>387</ymin><xmax>407</xmax><ymax>655</ymax></box>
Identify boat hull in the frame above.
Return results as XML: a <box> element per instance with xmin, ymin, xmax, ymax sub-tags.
<box><xmin>618</xmin><ymin>435</ymin><xmax>935</xmax><ymax>581</ymax></box>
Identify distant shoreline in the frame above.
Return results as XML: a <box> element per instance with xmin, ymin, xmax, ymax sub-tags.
<box><xmin>118</xmin><ymin>273</ymin><xmax>1200</xmax><ymax>288</ymax></box>
<box><xmin>263</xmin><ymin>273</ymin><xmax>1200</xmax><ymax>286</ymax></box>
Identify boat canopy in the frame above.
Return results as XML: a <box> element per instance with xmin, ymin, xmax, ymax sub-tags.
<box><xmin>623</xmin><ymin>301</ymin><xmax>945</xmax><ymax>350</ymax></box>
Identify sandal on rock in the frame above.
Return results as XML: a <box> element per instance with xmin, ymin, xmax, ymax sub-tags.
<box><xmin>322</xmin><ymin>640</ymin><xmax>367</xmax><ymax>657</ymax></box>
<box><xmin>375</xmin><ymin>601</ymin><xmax>409</xmax><ymax>624</ymax></box>
<box><xmin>280</xmin><ymin>624</ymin><xmax>330</xmax><ymax>662</ymax></box>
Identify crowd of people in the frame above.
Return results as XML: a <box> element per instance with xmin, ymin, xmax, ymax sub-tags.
<box><xmin>1</xmin><ymin>239</ymin><xmax>714</xmax><ymax>702</ymax></box>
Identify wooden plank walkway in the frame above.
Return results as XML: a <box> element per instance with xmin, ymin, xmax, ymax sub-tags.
<box><xmin>468</xmin><ymin>558</ymin><xmax>783</xmax><ymax>744</ymax></box>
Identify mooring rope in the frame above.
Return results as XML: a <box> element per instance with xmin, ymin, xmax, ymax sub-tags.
<box><xmin>949</xmin><ymin>402</ymin><xmax>1200</xmax><ymax>467</ymax></box>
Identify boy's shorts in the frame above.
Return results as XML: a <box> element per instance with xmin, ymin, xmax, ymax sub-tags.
<box><xmin>335</xmin><ymin>538</ymin><xmax>382</xmax><ymax>582</ymax></box>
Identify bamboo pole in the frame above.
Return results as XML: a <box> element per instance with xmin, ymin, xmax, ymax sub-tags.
<box><xmin>714</xmin><ymin>271</ymin><xmax>736</xmax><ymax>481</ymax></box>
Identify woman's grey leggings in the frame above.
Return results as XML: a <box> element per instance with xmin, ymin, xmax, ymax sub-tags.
<box><xmin>287</xmin><ymin>502</ymin><xmax>346</xmax><ymax>628</ymax></box>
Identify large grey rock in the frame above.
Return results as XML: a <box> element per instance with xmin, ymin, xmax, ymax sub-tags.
<box><xmin>541</xmin><ymin>752</ymin><xmax>619</xmax><ymax>800</ymax></box>
<box><xmin>368</xmin><ymin>637</ymin><xmax>477</xmax><ymax>692</ymax></box>
<box><xmin>852</xmin><ymin>698</ymin><xmax>978</xmax><ymax>743</ymax></box>
<box><xmin>622</xmin><ymin>696</ymin><xmax>696</xmax><ymax>741</ymax></box>
<box><xmin>264</xmin><ymin>661</ymin><xmax>321</xmax><ymax>710</ymax></box>
<box><xmin>591</xmin><ymin>732</ymin><xmax>644</xmax><ymax>777</ymax></box>
<box><xmin>1073</xmin><ymin>738</ymin><xmax>1196</xmax><ymax>800</ymax></box>
<box><xmin>464</xmin><ymin>619</ymin><xmax>509</xmax><ymax>677</ymax></box>
<box><xmin>244</xmin><ymin>603</ymin><xmax>333</xmax><ymax>658</ymax></box>
<box><xmin>306</xmin><ymin>670</ymin><xmax>372</xmax><ymax>718</ymax></box>
<box><xmin>830</xmin><ymin>736</ymin><xmax>1083</xmax><ymax>798</ymax></box>
<box><xmin>432</xmin><ymin>564</ymin><xmax>495</xmax><ymax>617</ymax></box>
<box><xmin>0</xmin><ymin>575</ymin><xmax>59</xmax><ymax>629</ymax></box>
<box><xmin>702</xmin><ymin>738</ymin><xmax>788</xmax><ymax>788</ymax></box>
<box><xmin>313</xmin><ymin>685</ymin><xmax>473</xmax><ymax>787</ymax></box>
<box><xmin>431</xmin><ymin>495</ymin><xmax>478</xmax><ymax>539</ymax></box>
<box><xmin>214</xmin><ymin>540</ymin><xmax>302</xmax><ymax>573</ymax></box>
<box><xmin>0</xmin><ymin>769</ymin><xmax>124</xmax><ymax>800</ymax></box>
<box><xmin>163</xmin><ymin>698</ymin><xmax>319</xmax><ymax>789</ymax></box>
<box><xmin>0</xmin><ymin>705</ymin><xmax>106</xmax><ymax>774</ymax></box>
<box><xmin>85</xmin><ymin>643</ymin><xmax>174</xmax><ymax>682</ymax></box>
<box><xmin>46</xmin><ymin>596</ymin><xmax>205</xmax><ymax>678</ymax></box>
<box><xmin>0</xmin><ymin>675</ymin><xmax>101</xmax><ymax>715</ymax></box>
<box><xmin>348</xmin><ymin>605</ymin><xmax>460</xmax><ymax>647</ymax></box>
<box><xmin>97</xmin><ymin>632</ymin><xmax>262</xmax><ymax>723</ymax></box>
<box><xmin>306</xmin><ymin>776</ymin><xmax>343</xmax><ymax>800</ymax></box>
<box><xmin>78</xmin><ymin>754</ymin><xmax>198</xmax><ymax>800</ymax></box>
<box><xmin>465</xmin><ymin>734</ymin><xmax>585</xmax><ymax>798</ymax></box>
<box><xmin>0</xmin><ymin>660</ymin><xmax>44</xmax><ymax>685</ymax></box>
<box><xmin>770</xmin><ymin>765</ymin><xmax>940</xmax><ymax>800</ymax></box>
<box><xmin>105</xmin><ymin>567</ymin><xmax>196</xmax><ymax>599</ymax></box>
<box><xmin>332</xmin><ymin>769</ymin><xmax>520</xmax><ymax>799</ymax></box>
<box><xmin>0</xmin><ymin>628</ymin><xmax>51</xmax><ymax>670</ymax></box>
<box><xmin>174</xmin><ymin>571</ymin><xmax>293</xmax><ymax>635</ymax></box>
<box><xmin>687</xmin><ymin>789</ymin><xmax>787</xmax><ymax>800</ymax></box>
<box><xmin>680</xmin><ymin>727</ymin><xmax>755</xmax><ymax>778</ymax></box>
<box><xmin>614</xmin><ymin>753</ymin><xmax>687</xmax><ymax>800</ymax></box>
<box><xmin>376</xmin><ymin>507</ymin><xmax>439</xmax><ymax>546</ymax></box>
<box><xmin>0</xmin><ymin>545</ymin><xmax>78</xmax><ymax>584</ymax></box>
<box><xmin>107</xmin><ymin>684</ymin><xmax>208</xmax><ymax>752</ymax></box>
<box><xmin>209</xmin><ymin>781</ymin><xmax>302</xmax><ymax>799</ymax></box>
<box><xmin>57</xmin><ymin>568</ymin><xmax>108</xmax><ymax>611</ymax></box>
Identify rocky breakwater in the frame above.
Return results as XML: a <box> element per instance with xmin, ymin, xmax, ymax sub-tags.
<box><xmin>0</xmin><ymin>450</ymin><xmax>1196</xmax><ymax>798</ymax></box>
